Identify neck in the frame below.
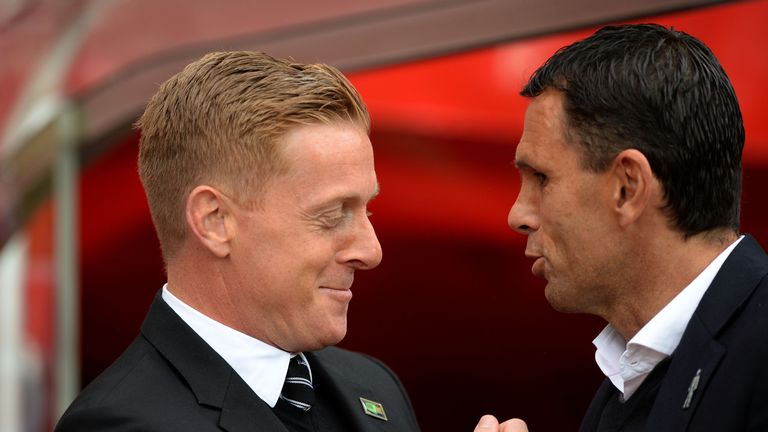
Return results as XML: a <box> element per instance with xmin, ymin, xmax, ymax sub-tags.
<box><xmin>606</xmin><ymin>229</ymin><xmax>738</xmax><ymax>340</ymax></box>
<box><xmin>165</xmin><ymin>245</ymin><xmax>238</xmax><ymax>329</ymax></box>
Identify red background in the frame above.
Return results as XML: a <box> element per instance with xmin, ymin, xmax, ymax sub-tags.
<box><xmin>77</xmin><ymin>2</ymin><xmax>768</xmax><ymax>430</ymax></box>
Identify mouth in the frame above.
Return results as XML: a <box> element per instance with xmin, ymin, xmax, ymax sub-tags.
<box><xmin>531</xmin><ymin>256</ymin><xmax>545</xmax><ymax>278</ymax></box>
<box><xmin>319</xmin><ymin>286</ymin><xmax>353</xmax><ymax>301</ymax></box>
<box><xmin>524</xmin><ymin>248</ymin><xmax>545</xmax><ymax>278</ymax></box>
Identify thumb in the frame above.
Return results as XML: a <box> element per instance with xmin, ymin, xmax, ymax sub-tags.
<box><xmin>475</xmin><ymin>414</ymin><xmax>500</xmax><ymax>431</ymax></box>
<box><xmin>500</xmin><ymin>418</ymin><xmax>529</xmax><ymax>432</ymax></box>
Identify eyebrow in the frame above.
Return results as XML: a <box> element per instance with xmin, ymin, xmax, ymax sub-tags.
<box><xmin>311</xmin><ymin>182</ymin><xmax>381</xmax><ymax>212</ymax></box>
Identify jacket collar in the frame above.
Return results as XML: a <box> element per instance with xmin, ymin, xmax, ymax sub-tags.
<box><xmin>140</xmin><ymin>293</ymin><xmax>287</xmax><ymax>432</ymax></box>
<box><xmin>646</xmin><ymin>234</ymin><xmax>768</xmax><ymax>430</ymax></box>
<box><xmin>139</xmin><ymin>293</ymin><xmax>403</xmax><ymax>431</ymax></box>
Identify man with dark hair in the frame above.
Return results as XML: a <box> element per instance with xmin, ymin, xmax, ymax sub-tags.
<box><xmin>55</xmin><ymin>51</ymin><xmax>421</xmax><ymax>432</ymax></box>
<box><xmin>475</xmin><ymin>24</ymin><xmax>768</xmax><ymax>432</ymax></box>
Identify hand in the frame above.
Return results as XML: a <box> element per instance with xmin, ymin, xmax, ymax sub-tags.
<box><xmin>474</xmin><ymin>414</ymin><xmax>529</xmax><ymax>432</ymax></box>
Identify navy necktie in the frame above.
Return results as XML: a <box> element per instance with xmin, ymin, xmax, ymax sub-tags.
<box><xmin>280</xmin><ymin>353</ymin><xmax>315</xmax><ymax>411</ymax></box>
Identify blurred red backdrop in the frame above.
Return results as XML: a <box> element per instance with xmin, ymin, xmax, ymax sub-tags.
<box><xmin>76</xmin><ymin>1</ymin><xmax>768</xmax><ymax>430</ymax></box>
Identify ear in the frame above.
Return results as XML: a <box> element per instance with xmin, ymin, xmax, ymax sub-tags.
<box><xmin>610</xmin><ymin>149</ymin><xmax>656</xmax><ymax>228</ymax></box>
<box><xmin>185</xmin><ymin>186</ymin><xmax>234</xmax><ymax>258</ymax></box>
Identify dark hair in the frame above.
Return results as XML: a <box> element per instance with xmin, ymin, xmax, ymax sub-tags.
<box><xmin>521</xmin><ymin>23</ymin><xmax>744</xmax><ymax>237</ymax></box>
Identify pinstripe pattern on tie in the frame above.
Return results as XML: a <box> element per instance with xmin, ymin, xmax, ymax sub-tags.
<box><xmin>280</xmin><ymin>352</ymin><xmax>315</xmax><ymax>411</ymax></box>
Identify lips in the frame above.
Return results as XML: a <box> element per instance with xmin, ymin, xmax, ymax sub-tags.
<box><xmin>524</xmin><ymin>247</ymin><xmax>545</xmax><ymax>278</ymax></box>
<box><xmin>319</xmin><ymin>278</ymin><xmax>353</xmax><ymax>292</ymax></box>
<box><xmin>320</xmin><ymin>285</ymin><xmax>351</xmax><ymax>292</ymax></box>
<box><xmin>320</xmin><ymin>287</ymin><xmax>353</xmax><ymax>302</ymax></box>
<box><xmin>531</xmin><ymin>256</ymin><xmax>545</xmax><ymax>277</ymax></box>
<box><xmin>320</xmin><ymin>273</ymin><xmax>354</xmax><ymax>299</ymax></box>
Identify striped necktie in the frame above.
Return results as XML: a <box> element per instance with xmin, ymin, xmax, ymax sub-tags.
<box><xmin>279</xmin><ymin>353</ymin><xmax>315</xmax><ymax>411</ymax></box>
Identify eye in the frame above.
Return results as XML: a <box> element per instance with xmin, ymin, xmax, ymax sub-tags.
<box><xmin>533</xmin><ymin>171</ymin><xmax>548</xmax><ymax>186</ymax></box>
<box><xmin>320</xmin><ymin>212</ymin><xmax>348</xmax><ymax>228</ymax></box>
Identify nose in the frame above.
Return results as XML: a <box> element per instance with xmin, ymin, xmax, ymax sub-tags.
<box><xmin>507</xmin><ymin>188</ymin><xmax>539</xmax><ymax>235</ymax></box>
<box><xmin>340</xmin><ymin>214</ymin><xmax>383</xmax><ymax>270</ymax></box>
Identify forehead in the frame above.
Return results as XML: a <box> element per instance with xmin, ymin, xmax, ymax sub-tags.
<box><xmin>275</xmin><ymin>122</ymin><xmax>377</xmax><ymax>199</ymax></box>
<box><xmin>515</xmin><ymin>91</ymin><xmax>581</xmax><ymax>169</ymax></box>
<box><xmin>280</xmin><ymin>122</ymin><xmax>371</xmax><ymax>165</ymax></box>
<box><xmin>279</xmin><ymin>122</ymin><xmax>370</xmax><ymax>153</ymax></box>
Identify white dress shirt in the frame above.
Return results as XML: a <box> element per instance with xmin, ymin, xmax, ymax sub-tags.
<box><xmin>592</xmin><ymin>236</ymin><xmax>743</xmax><ymax>400</ymax></box>
<box><xmin>161</xmin><ymin>285</ymin><xmax>294</xmax><ymax>407</ymax></box>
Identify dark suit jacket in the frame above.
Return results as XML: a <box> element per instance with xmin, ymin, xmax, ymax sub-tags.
<box><xmin>55</xmin><ymin>292</ymin><xmax>421</xmax><ymax>432</ymax></box>
<box><xmin>580</xmin><ymin>235</ymin><xmax>768</xmax><ymax>431</ymax></box>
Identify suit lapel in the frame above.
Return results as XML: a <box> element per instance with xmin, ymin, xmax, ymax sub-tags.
<box><xmin>329</xmin><ymin>378</ymin><xmax>391</xmax><ymax>432</ymax></box>
<box><xmin>141</xmin><ymin>293</ymin><xmax>287</xmax><ymax>432</ymax></box>
<box><xmin>645</xmin><ymin>314</ymin><xmax>725</xmax><ymax>431</ymax></box>
<box><xmin>647</xmin><ymin>235</ymin><xmax>768</xmax><ymax>430</ymax></box>
<box><xmin>218</xmin><ymin>375</ymin><xmax>288</xmax><ymax>432</ymax></box>
<box><xmin>307</xmin><ymin>352</ymin><xmax>392</xmax><ymax>432</ymax></box>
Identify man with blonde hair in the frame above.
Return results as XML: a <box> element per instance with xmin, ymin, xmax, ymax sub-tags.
<box><xmin>56</xmin><ymin>51</ymin><xmax>420</xmax><ymax>432</ymax></box>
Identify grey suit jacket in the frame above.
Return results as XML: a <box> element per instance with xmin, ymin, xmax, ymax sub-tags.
<box><xmin>55</xmin><ymin>292</ymin><xmax>421</xmax><ymax>432</ymax></box>
<box><xmin>580</xmin><ymin>235</ymin><xmax>768</xmax><ymax>431</ymax></box>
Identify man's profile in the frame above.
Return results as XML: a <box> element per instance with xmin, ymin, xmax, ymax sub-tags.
<box><xmin>476</xmin><ymin>23</ymin><xmax>768</xmax><ymax>432</ymax></box>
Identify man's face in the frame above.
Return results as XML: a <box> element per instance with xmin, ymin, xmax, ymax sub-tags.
<box><xmin>225</xmin><ymin>122</ymin><xmax>382</xmax><ymax>352</ymax></box>
<box><xmin>508</xmin><ymin>90</ymin><xmax>617</xmax><ymax>315</ymax></box>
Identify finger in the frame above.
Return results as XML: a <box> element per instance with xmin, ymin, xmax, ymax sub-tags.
<box><xmin>474</xmin><ymin>414</ymin><xmax>500</xmax><ymax>431</ymax></box>
<box><xmin>499</xmin><ymin>418</ymin><xmax>529</xmax><ymax>432</ymax></box>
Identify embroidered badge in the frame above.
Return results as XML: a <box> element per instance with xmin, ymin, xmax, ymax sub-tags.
<box><xmin>360</xmin><ymin>397</ymin><xmax>388</xmax><ymax>421</ymax></box>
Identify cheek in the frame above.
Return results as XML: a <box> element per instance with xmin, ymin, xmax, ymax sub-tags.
<box><xmin>539</xmin><ymin>204</ymin><xmax>589</xmax><ymax>261</ymax></box>
<box><xmin>538</xmin><ymin>203</ymin><xmax>572</xmax><ymax>242</ymax></box>
<box><xmin>293</xmin><ymin>244</ymin><xmax>339</xmax><ymax>288</ymax></box>
<box><xmin>309</xmin><ymin>240</ymin><xmax>338</xmax><ymax>268</ymax></box>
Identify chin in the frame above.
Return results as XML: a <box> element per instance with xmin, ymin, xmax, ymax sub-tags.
<box><xmin>325</xmin><ymin>322</ymin><xmax>348</xmax><ymax>346</ymax></box>
<box><xmin>544</xmin><ymin>286</ymin><xmax>575</xmax><ymax>313</ymax></box>
<box><xmin>307</xmin><ymin>322</ymin><xmax>348</xmax><ymax>351</ymax></box>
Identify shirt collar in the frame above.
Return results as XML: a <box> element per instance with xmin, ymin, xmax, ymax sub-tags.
<box><xmin>593</xmin><ymin>235</ymin><xmax>743</xmax><ymax>398</ymax></box>
<box><xmin>161</xmin><ymin>284</ymin><xmax>291</xmax><ymax>407</ymax></box>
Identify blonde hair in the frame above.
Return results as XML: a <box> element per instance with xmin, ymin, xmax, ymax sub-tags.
<box><xmin>136</xmin><ymin>51</ymin><xmax>370</xmax><ymax>259</ymax></box>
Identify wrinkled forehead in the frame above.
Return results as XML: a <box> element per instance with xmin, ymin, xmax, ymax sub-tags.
<box><xmin>516</xmin><ymin>92</ymin><xmax>570</xmax><ymax>153</ymax></box>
